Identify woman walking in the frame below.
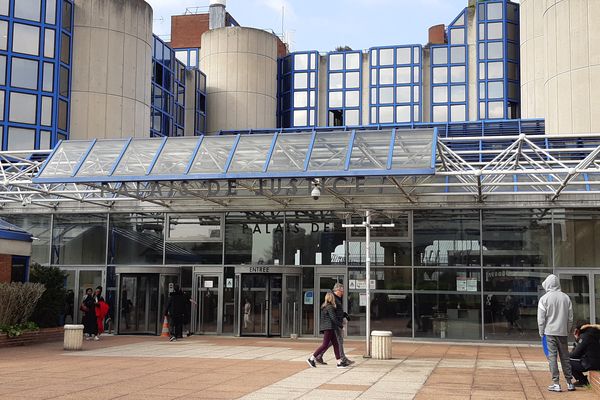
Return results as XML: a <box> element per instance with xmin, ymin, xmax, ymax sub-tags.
<box><xmin>80</xmin><ymin>288</ymin><xmax>99</xmax><ymax>341</ymax></box>
<box><xmin>307</xmin><ymin>292</ymin><xmax>349</xmax><ymax>369</ymax></box>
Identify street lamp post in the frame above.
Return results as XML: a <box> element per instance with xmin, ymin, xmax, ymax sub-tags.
<box><xmin>342</xmin><ymin>210</ymin><xmax>394</xmax><ymax>358</ymax></box>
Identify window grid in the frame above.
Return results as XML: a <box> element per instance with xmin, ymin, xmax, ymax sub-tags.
<box><xmin>151</xmin><ymin>35</ymin><xmax>186</xmax><ymax>137</ymax></box>
<box><xmin>327</xmin><ymin>50</ymin><xmax>362</xmax><ymax>127</ymax></box>
<box><xmin>194</xmin><ymin>69</ymin><xmax>207</xmax><ymax>135</ymax></box>
<box><xmin>174</xmin><ymin>47</ymin><xmax>199</xmax><ymax>69</ymax></box>
<box><xmin>0</xmin><ymin>0</ymin><xmax>72</xmax><ymax>150</ymax></box>
<box><xmin>369</xmin><ymin>45</ymin><xmax>422</xmax><ymax>125</ymax></box>
<box><xmin>476</xmin><ymin>0</ymin><xmax>520</xmax><ymax>120</ymax></box>
<box><xmin>278</xmin><ymin>51</ymin><xmax>318</xmax><ymax>128</ymax></box>
<box><xmin>430</xmin><ymin>8</ymin><xmax>468</xmax><ymax>123</ymax></box>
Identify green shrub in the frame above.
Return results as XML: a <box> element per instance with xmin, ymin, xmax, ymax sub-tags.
<box><xmin>0</xmin><ymin>322</ymin><xmax>39</xmax><ymax>337</ymax></box>
<box><xmin>29</xmin><ymin>264</ymin><xmax>67</xmax><ymax>328</ymax></box>
<box><xmin>0</xmin><ymin>282</ymin><xmax>45</xmax><ymax>326</ymax></box>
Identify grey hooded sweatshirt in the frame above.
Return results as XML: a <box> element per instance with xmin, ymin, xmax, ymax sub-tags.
<box><xmin>537</xmin><ymin>274</ymin><xmax>573</xmax><ymax>337</ymax></box>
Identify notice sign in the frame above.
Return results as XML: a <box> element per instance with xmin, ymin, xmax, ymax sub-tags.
<box><xmin>304</xmin><ymin>290</ymin><xmax>314</xmax><ymax>305</ymax></box>
<box><xmin>226</xmin><ymin>278</ymin><xmax>233</xmax><ymax>288</ymax></box>
<box><xmin>356</xmin><ymin>280</ymin><xmax>367</xmax><ymax>289</ymax></box>
<box><xmin>349</xmin><ymin>280</ymin><xmax>356</xmax><ymax>289</ymax></box>
<box><xmin>204</xmin><ymin>280</ymin><xmax>214</xmax><ymax>288</ymax></box>
<box><xmin>359</xmin><ymin>292</ymin><xmax>367</xmax><ymax>306</ymax></box>
<box><xmin>467</xmin><ymin>279</ymin><xmax>478</xmax><ymax>292</ymax></box>
<box><xmin>457</xmin><ymin>278</ymin><xmax>467</xmax><ymax>292</ymax></box>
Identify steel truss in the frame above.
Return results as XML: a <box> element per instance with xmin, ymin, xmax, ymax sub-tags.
<box><xmin>4</xmin><ymin>134</ymin><xmax>600</xmax><ymax>212</ymax></box>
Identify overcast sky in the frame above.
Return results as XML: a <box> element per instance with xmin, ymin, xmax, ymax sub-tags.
<box><xmin>146</xmin><ymin>0</ymin><xmax>479</xmax><ymax>52</ymax></box>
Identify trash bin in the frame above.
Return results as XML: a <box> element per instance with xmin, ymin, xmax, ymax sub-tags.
<box><xmin>371</xmin><ymin>330</ymin><xmax>393</xmax><ymax>359</ymax></box>
<box><xmin>63</xmin><ymin>324</ymin><xmax>84</xmax><ymax>351</ymax></box>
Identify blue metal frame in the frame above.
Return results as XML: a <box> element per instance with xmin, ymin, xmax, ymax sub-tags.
<box><xmin>173</xmin><ymin>47</ymin><xmax>199</xmax><ymax>69</ymax></box>
<box><xmin>369</xmin><ymin>45</ymin><xmax>423</xmax><ymax>125</ymax></box>
<box><xmin>278</xmin><ymin>51</ymin><xmax>319</xmax><ymax>128</ymax></box>
<box><xmin>476</xmin><ymin>0</ymin><xmax>520</xmax><ymax>120</ymax></box>
<box><xmin>146</xmin><ymin>136</ymin><xmax>168</xmax><ymax>175</ymax></box>
<box><xmin>194</xmin><ymin>69</ymin><xmax>207</xmax><ymax>135</ymax></box>
<box><xmin>71</xmin><ymin>138</ymin><xmax>96</xmax><ymax>177</ymax></box>
<box><xmin>151</xmin><ymin>34</ymin><xmax>187</xmax><ymax>137</ymax></box>
<box><xmin>326</xmin><ymin>50</ymin><xmax>362</xmax><ymax>127</ymax></box>
<box><xmin>430</xmin><ymin>8</ymin><xmax>468</xmax><ymax>123</ymax></box>
<box><xmin>0</xmin><ymin>0</ymin><xmax>72</xmax><ymax>150</ymax></box>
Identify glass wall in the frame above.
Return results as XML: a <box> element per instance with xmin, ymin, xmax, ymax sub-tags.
<box><xmin>3</xmin><ymin>214</ymin><xmax>50</xmax><ymax>264</ymax></box>
<box><xmin>165</xmin><ymin>214</ymin><xmax>222</xmax><ymax>264</ymax></box>
<box><xmin>108</xmin><ymin>213</ymin><xmax>164</xmax><ymax>265</ymax></box>
<box><xmin>279</xmin><ymin>51</ymin><xmax>319</xmax><ymax>128</ymax></box>
<box><xmin>52</xmin><ymin>213</ymin><xmax>106</xmax><ymax>264</ymax></box>
<box><xmin>284</xmin><ymin>211</ymin><xmax>345</xmax><ymax>265</ymax></box>
<box><xmin>553</xmin><ymin>209</ymin><xmax>600</xmax><ymax>268</ymax></box>
<box><xmin>0</xmin><ymin>0</ymin><xmax>73</xmax><ymax>149</ymax></box>
<box><xmin>327</xmin><ymin>50</ymin><xmax>362</xmax><ymax>126</ymax></box>
<box><xmin>225</xmin><ymin>212</ymin><xmax>284</xmax><ymax>265</ymax></box>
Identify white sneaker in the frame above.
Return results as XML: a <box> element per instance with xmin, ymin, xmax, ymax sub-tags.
<box><xmin>547</xmin><ymin>383</ymin><xmax>561</xmax><ymax>392</ymax></box>
<box><xmin>567</xmin><ymin>382</ymin><xmax>575</xmax><ymax>391</ymax></box>
<box><xmin>93</xmin><ymin>336</ymin><xmax>100</xmax><ymax>341</ymax></box>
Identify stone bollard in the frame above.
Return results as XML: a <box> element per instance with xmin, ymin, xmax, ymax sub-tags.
<box><xmin>371</xmin><ymin>330</ymin><xmax>393</xmax><ymax>360</ymax></box>
<box><xmin>63</xmin><ymin>324</ymin><xmax>84</xmax><ymax>351</ymax></box>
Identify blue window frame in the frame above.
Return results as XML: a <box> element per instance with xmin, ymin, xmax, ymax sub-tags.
<box><xmin>194</xmin><ymin>69</ymin><xmax>206</xmax><ymax>135</ymax></box>
<box><xmin>0</xmin><ymin>0</ymin><xmax>72</xmax><ymax>150</ymax></box>
<box><xmin>369</xmin><ymin>45</ymin><xmax>422</xmax><ymax>125</ymax></box>
<box><xmin>327</xmin><ymin>50</ymin><xmax>362</xmax><ymax>127</ymax></box>
<box><xmin>151</xmin><ymin>35</ymin><xmax>186</xmax><ymax>137</ymax></box>
<box><xmin>476</xmin><ymin>0</ymin><xmax>520</xmax><ymax>120</ymax></box>
<box><xmin>174</xmin><ymin>47</ymin><xmax>199</xmax><ymax>69</ymax></box>
<box><xmin>278</xmin><ymin>51</ymin><xmax>318</xmax><ymax>128</ymax></box>
<box><xmin>430</xmin><ymin>8</ymin><xmax>468</xmax><ymax>123</ymax></box>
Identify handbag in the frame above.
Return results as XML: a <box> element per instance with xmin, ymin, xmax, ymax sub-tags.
<box><xmin>80</xmin><ymin>303</ymin><xmax>89</xmax><ymax>313</ymax></box>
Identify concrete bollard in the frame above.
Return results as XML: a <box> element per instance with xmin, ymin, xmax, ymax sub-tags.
<box><xmin>63</xmin><ymin>324</ymin><xmax>84</xmax><ymax>351</ymax></box>
<box><xmin>371</xmin><ymin>330</ymin><xmax>393</xmax><ymax>360</ymax></box>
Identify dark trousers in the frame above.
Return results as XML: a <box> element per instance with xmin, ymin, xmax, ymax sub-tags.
<box><xmin>170</xmin><ymin>315</ymin><xmax>183</xmax><ymax>338</ymax></box>
<box><xmin>570</xmin><ymin>359</ymin><xmax>589</xmax><ymax>383</ymax></box>
<box><xmin>313</xmin><ymin>330</ymin><xmax>340</xmax><ymax>360</ymax></box>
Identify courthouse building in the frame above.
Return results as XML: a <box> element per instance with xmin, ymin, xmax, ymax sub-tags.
<box><xmin>0</xmin><ymin>0</ymin><xmax>599</xmax><ymax>341</ymax></box>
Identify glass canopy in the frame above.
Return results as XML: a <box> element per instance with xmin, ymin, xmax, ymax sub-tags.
<box><xmin>34</xmin><ymin>129</ymin><xmax>437</xmax><ymax>183</ymax></box>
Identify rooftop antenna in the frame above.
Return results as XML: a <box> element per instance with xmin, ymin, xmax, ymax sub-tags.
<box><xmin>281</xmin><ymin>5</ymin><xmax>285</xmax><ymax>37</ymax></box>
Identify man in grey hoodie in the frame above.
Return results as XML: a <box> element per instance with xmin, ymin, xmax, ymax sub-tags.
<box><xmin>537</xmin><ymin>274</ymin><xmax>575</xmax><ymax>392</ymax></box>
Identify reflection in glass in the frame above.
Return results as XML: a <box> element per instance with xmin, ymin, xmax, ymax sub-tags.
<box><xmin>396</xmin><ymin>47</ymin><xmax>411</xmax><ymax>64</ymax></box>
<box><xmin>450</xmin><ymin>28</ymin><xmax>465</xmax><ymax>45</ymax></box>
<box><xmin>294</xmin><ymin>72</ymin><xmax>307</xmax><ymax>89</ymax></box>
<box><xmin>15</xmin><ymin>0</ymin><xmax>41</xmax><ymax>22</ymax></box>
<box><xmin>9</xmin><ymin>92</ymin><xmax>37</xmax><ymax>124</ymax></box>
<box><xmin>451</xmin><ymin>85</ymin><xmax>466</xmax><ymax>102</ymax></box>
<box><xmin>165</xmin><ymin>214</ymin><xmax>223</xmax><ymax>264</ymax></box>
<box><xmin>225</xmin><ymin>212</ymin><xmax>284</xmax><ymax>265</ymax></box>
<box><xmin>7</xmin><ymin>128</ymin><xmax>35</xmax><ymax>150</ymax></box>
<box><xmin>433</xmin><ymin>86</ymin><xmax>447</xmax><ymax>103</ymax></box>
<box><xmin>432</xmin><ymin>47</ymin><xmax>447</xmax><ymax>65</ymax></box>
<box><xmin>396</xmin><ymin>106</ymin><xmax>410</xmax><ymax>122</ymax></box>
<box><xmin>487</xmin><ymin>42</ymin><xmax>503</xmax><ymax>59</ymax></box>
<box><xmin>345</xmin><ymin>90</ymin><xmax>359</xmax><ymax>107</ymax></box>
<box><xmin>432</xmin><ymin>106</ymin><xmax>447</xmax><ymax>122</ymax></box>
<box><xmin>396</xmin><ymin>86</ymin><xmax>410</xmax><ymax>103</ymax></box>
<box><xmin>345</xmin><ymin>109</ymin><xmax>359</xmax><ymax>126</ymax></box>
<box><xmin>450</xmin><ymin>66</ymin><xmax>465</xmax><ymax>83</ymax></box>
<box><xmin>12</xmin><ymin>23</ymin><xmax>40</xmax><ymax>55</ymax></box>
<box><xmin>44</xmin><ymin>28</ymin><xmax>55</xmax><ymax>58</ymax></box>
<box><xmin>11</xmin><ymin>58</ymin><xmax>38</xmax><ymax>90</ymax></box>
<box><xmin>329</xmin><ymin>73</ymin><xmax>342</xmax><ymax>89</ymax></box>
<box><xmin>109</xmin><ymin>213</ymin><xmax>164</xmax><ymax>265</ymax></box>
<box><xmin>488</xmin><ymin>101</ymin><xmax>504</xmax><ymax>118</ymax></box>
<box><xmin>346</xmin><ymin>71</ymin><xmax>360</xmax><ymax>88</ymax></box>
<box><xmin>293</xmin><ymin>110</ymin><xmax>307</xmax><ymax>126</ymax></box>
<box><xmin>415</xmin><ymin>293</ymin><xmax>481</xmax><ymax>339</ymax></box>
<box><xmin>329</xmin><ymin>53</ymin><xmax>343</xmax><ymax>70</ymax></box>
<box><xmin>450</xmin><ymin>46</ymin><xmax>465</xmax><ymax>64</ymax></box>
<box><xmin>379</xmin><ymin>48</ymin><xmax>393</xmax><ymax>65</ymax></box>
<box><xmin>329</xmin><ymin>91</ymin><xmax>342</xmax><ymax>108</ymax></box>
<box><xmin>432</xmin><ymin>67</ymin><xmax>447</xmax><ymax>84</ymax></box>
<box><xmin>378</xmin><ymin>106</ymin><xmax>393</xmax><ymax>123</ymax></box>
<box><xmin>450</xmin><ymin>104</ymin><xmax>466</xmax><ymax>121</ymax></box>
<box><xmin>488</xmin><ymin>62</ymin><xmax>503</xmax><ymax>79</ymax></box>
<box><xmin>294</xmin><ymin>91</ymin><xmax>307</xmax><ymax>107</ymax></box>
<box><xmin>487</xmin><ymin>2</ymin><xmax>503</xmax><ymax>19</ymax></box>
<box><xmin>294</xmin><ymin>53</ymin><xmax>308</xmax><ymax>70</ymax></box>
<box><xmin>0</xmin><ymin>21</ymin><xmax>6</xmax><ymax>50</ymax></box>
<box><xmin>284</xmin><ymin>212</ymin><xmax>345</xmax><ymax>265</ymax></box>
<box><xmin>41</xmin><ymin>96</ymin><xmax>52</xmax><ymax>126</ymax></box>
<box><xmin>53</xmin><ymin>214</ymin><xmax>107</xmax><ymax>264</ymax></box>
<box><xmin>379</xmin><ymin>87</ymin><xmax>393</xmax><ymax>104</ymax></box>
<box><xmin>488</xmin><ymin>22</ymin><xmax>503</xmax><ymax>40</ymax></box>
<box><xmin>379</xmin><ymin>68</ymin><xmax>393</xmax><ymax>85</ymax></box>
<box><xmin>396</xmin><ymin>67</ymin><xmax>411</xmax><ymax>84</ymax></box>
<box><xmin>553</xmin><ymin>210</ymin><xmax>600</xmax><ymax>267</ymax></box>
<box><xmin>346</xmin><ymin>52</ymin><xmax>360</xmax><ymax>69</ymax></box>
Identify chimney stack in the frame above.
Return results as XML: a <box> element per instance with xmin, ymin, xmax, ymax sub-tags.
<box><xmin>209</xmin><ymin>0</ymin><xmax>227</xmax><ymax>30</ymax></box>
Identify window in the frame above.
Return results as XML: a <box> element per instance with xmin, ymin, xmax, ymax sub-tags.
<box><xmin>450</xmin><ymin>46</ymin><xmax>465</xmax><ymax>64</ymax></box>
<box><xmin>396</xmin><ymin>106</ymin><xmax>410</xmax><ymax>122</ymax></box>
<box><xmin>432</xmin><ymin>106</ymin><xmax>447</xmax><ymax>122</ymax></box>
<box><xmin>12</xmin><ymin>24</ymin><xmax>40</xmax><ymax>56</ymax></box>
<box><xmin>0</xmin><ymin>55</ymin><xmax>5</xmax><ymax>85</ymax></box>
<box><xmin>379</xmin><ymin>87</ymin><xmax>394</xmax><ymax>104</ymax></box>
<box><xmin>432</xmin><ymin>67</ymin><xmax>447</xmax><ymax>84</ymax></box>
<box><xmin>293</xmin><ymin>109</ymin><xmax>307</xmax><ymax>126</ymax></box>
<box><xmin>45</xmin><ymin>0</ymin><xmax>57</xmax><ymax>24</ymax></box>
<box><xmin>11</xmin><ymin>58</ymin><xmax>39</xmax><ymax>90</ymax></box>
<box><xmin>379</xmin><ymin>48</ymin><xmax>394</xmax><ymax>66</ymax></box>
<box><xmin>345</xmin><ymin>109</ymin><xmax>359</xmax><ymax>125</ymax></box>
<box><xmin>15</xmin><ymin>0</ymin><xmax>41</xmax><ymax>22</ymax></box>
<box><xmin>330</xmin><ymin>54</ymin><xmax>343</xmax><ymax>70</ymax></box>
<box><xmin>7</xmin><ymin>127</ymin><xmax>35</xmax><ymax>150</ymax></box>
<box><xmin>9</xmin><ymin>92</ymin><xmax>37</xmax><ymax>124</ymax></box>
<box><xmin>0</xmin><ymin>0</ymin><xmax>7</xmax><ymax>15</ymax></box>
<box><xmin>328</xmin><ymin>73</ymin><xmax>342</xmax><ymax>89</ymax></box>
<box><xmin>60</xmin><ymin>66</ymin><xmax>69</xmax><ymax>97</ymax></box>
<box><xmin>488</xmin><ymin>62</ymin><xmax>503</xmax><ymax>79</ymax></box>
<box><xmin>487</xmin><ymin>42</ymin><xmax>503</xmax><ymax>59</ymax></box>
<box><xmin>379</xmin><ymin>68</ymin><xmax>393</xmax><ymax>84</ymax></box>
<box><xmin>488</xmin><ymin>81</ymin><xmax>504</xmax><ymax>99</ymax></box>
<box><xmin>346</xmin><ymin>71</ymin><xmax>360</xmax><ymax>88</ymax></box>
<box><xmin>450</xmin><ymin>28</ymin><xmax>464</xmax><ymax>45</ymax></box>
<box><xmin>433</xmin><ymin>86</ymin><xmax>447</xmax><ymax>103</ymax></box>
<box><xmin>329</xmin><ymin>109</ymin><xmax>343</xmax><ymax>126</ymax></box>
<box><xmin>396</xmin><ymin>47</ymin><xmax>411</xmax><ymax>64</ymax></box>
<box><xmin>58</xmin><ymin>99</ymin><xmax>68</xmax><ymax>130</ymax></box>
<box><xmin>488</xmin><ymin>101</ymin><xmax>504</xmax><ymax>118</ymax></box>
<box><xmin>41</xmin><ymin>96</ymin><xmax>52</xmax><ymax>126</ymax></box>
<box><xmin>451</xmin><ymin>104</ymin><xmax>466</xmax><ymax>121</ymax></box>
<box><xmin>42</xmin><ymin>62</ymin><xmax>54</xmax><ymax>91</ymax></box>
<box><xmin>61</xmin><ymin>32</ymin><xmax>70</xmax><ymax>64</ymax></box>
<box><xmin>378</xmin><ymin>106</ymin><xmax>393</xmax><ymax>123</ymax></box>
<box><xmin>432</xmin><ymin>47</ymin><xmax>447</xmax><ymax>65</ymax></box>
<box><xmin>294</xmin><ymin>72</ymin><xmax>307</xmax><ymax>89</ymax></box>
<box><xmin>396</xmin><ymin>67</ymin><xmax>411</xmax><ymax>84</ymax></box>
<box><xmin>0</xmin><ymin>90</ymin><xmax>4</xmax><ymax>120</ymax></box>
<box><xmin>346</xmin><ymin>53</ymin><xmax>360</xmax><ymax>69</ymax></box>
<box><xmin>44</xmin><ymin>28</ymin><xmax>55</xmax><ymax>58</ymax></box>
<box><xmin>488</xmin><ymin>22</ymin><xmax>503</xmax><ymax>40</ymax></box>
<box><xmin>329</xmin><ymin>91</ymin><xmax>342</xmax><ymax>108</ymax></box>
<box><xmin>294</xmin><ymin>91</ymin><xmax>307</xmax><ymax>108</ymax></box>
<box><xmin>62</xmin><ymin>1</ymin><xmax>72</xmax><ymax>32</ymax></box>
<box><xmin>0</xmin><ymin>20</ymin><xmax>7</xmax><ymax>50</ymax></box>
<box><xmin>451</xmin><ymin>85</ymin><xmax>466</xmax><ymax>102</ymax></box>
<box><xmin>40</xmin><ymin>131</ymin><xmax>51</xmax><ymax>149</ymax></box>
<box><xmin>450</xmin><ymin>66</ymin><xmax>465</xmax><ymax>83</ymax></box>
<box><xmin>294</xmin><ymin>53</ymin><xmax>308</xmax><ymax>69</ymax></box>
<box><xmin>487</xmin><ymin>2</ymin><xmax>503</xmax><ymax>20</ymax></box>
<box><xmin>396</xmin><ymin>86</ymin><xmax>410</xmax><ymax>103</ymax></box>
<box><xmin>345</xmin><ymin>90</ymin><xmax>359</xmax><ymax>107</ymax></box>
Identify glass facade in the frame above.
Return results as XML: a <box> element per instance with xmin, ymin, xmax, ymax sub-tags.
<box><xmin>0</xmin><ymin>0</ymin><xmax>72</xmax><ymax>150</ymax></box>
<box><xmin>278</xmin><ymin>51</ymin><xmax>318</xmax><ymax>128</ymax></box>
<box><xmin>477</xmin><ymin>0</ymin><xmax>520</xmax><ymax>120</ymax></box>
<box><xmin>14</xmin><ymin>207</ymin><xmax>600</xmax><ymax>340</ymax></box>
<box><xmin>327</xmin><ymin>51</ymin><xmax>362</xmax><ymax>127</ymax></box>
<box><xmin>151</xmin><ymin>35</ymin><xmax>186</xmax><ymax>137</ymax></box>
<box><xmin>174</xmin><ymin>47</ymin><xmax>199</xmax><ymax>69</ymax></box>
<box><xmin>369</xmin><ymin>45</ymin><xmax>422</xmax><ymax>124</ymax></box>
<box><xmin>430</xmin><ymin>9</ymin><xmax>468</xmax><ymax>122</ymax></box>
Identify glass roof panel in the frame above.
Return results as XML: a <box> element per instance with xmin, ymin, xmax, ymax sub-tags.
<box><xmin>38</xmin><ymin>140</ymin><xmax>94</xmax><ymax>178</ymax></box>
<box><xmin>308</xmin><ymin>132</ymin><xmax>351</xmax><ymax>171</ymax></box>
<box><xmin>112</xmin><ymin>138</ymin><xmax>164</xmax><ymax>176</ymax></box>
<box><xmin>189</xmin><ymin>135</ymin><xmax>236</xmax><ymax>174</ymax></box>
<box><xmin>150</xmin><ymin>137</ymin><xmax>200</xmax><ymax>175</ymax></box>
<box><xmin>228</xmin><ymin>134</ymin><xmax>274</xmax><ymax>173</ymax></box>
<box><xmin>391</xmin><ymin>129</ymin><xmax>435</xmax><ymax>170</ymax></box>
<box><xmin>76</xmin><ymin>139</ymin><xmax>129</xmax><ymax>177</ymax></box>
<box><xmin>267</xmin><ymin>133</ymin><xmax>312</xmax><ymax>172</ymax></box>
<box><xmin>349</xmin><ymin>130</ymin><xmax>392</xmax><ymax>170</ymax></box>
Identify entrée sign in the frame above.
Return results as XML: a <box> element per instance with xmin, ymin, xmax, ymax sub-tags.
<box><xmin>249</xmin><ymin>266</ymin><xmax>270</xmax><ymax>273</ymax></box>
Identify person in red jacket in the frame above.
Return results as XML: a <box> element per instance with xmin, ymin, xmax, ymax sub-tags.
<box><xmin>94</xmin><ymin>286</ymin><xmax>109</xmax><ymax>337</ymax></box>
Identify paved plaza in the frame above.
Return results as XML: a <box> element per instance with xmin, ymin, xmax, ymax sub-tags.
<box><xmin>0</xmin><ymin>335</ymin><xmax>598</xmax><ymax>399</ymax></box>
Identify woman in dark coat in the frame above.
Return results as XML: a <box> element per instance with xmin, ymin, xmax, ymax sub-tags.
<box><xmin>307</xmin><ymin>292</ymin><xmax>348</xmax><ymax>369</ymax></box>
<box><xmin>81</xmin><ymin>287</ymin><xmax>98</xmax><ymax>340</ymax></box>
<box><xmin>570</xmin><ymin>322</ymin><xmax>600</xmax><ymax>386</ymax></box>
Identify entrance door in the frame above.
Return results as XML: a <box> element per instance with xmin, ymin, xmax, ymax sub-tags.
<box><xmin>240</xmin><ymin>274</ymin><xmax>285</xmax><ymax>336</ymax></box>
<box><xmin>315</xmin><ymin>271</ymin><xmax>345</xmax><ymax>333</ymax></box>
<box><xmin>119</xmin><ymin>274</ymin><xmax>159</xmax><ymax>334</ymax></box>
<box><xmin>61</xmin><ymin>269</ymin><xmax>104</xmax><ymax>326</ymax></box>
<box><xmin>197</xmin><ymin>275</ymin><xmax>221</xmax><ymax>334</ymax></box>
<box><xmin>282</xmin><ymin>274</ymin><xmax>301</xmax><ymax>337</ymax></box>
<box><xmin>558</xmin><ymin>271</ymin><xmax>599</xmax><ymax>325</ymax></box>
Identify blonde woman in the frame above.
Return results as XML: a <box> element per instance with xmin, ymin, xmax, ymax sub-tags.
<box><xmin>307</xmin><ymin>292</ymin><xmax>348</xmax><ymax>368</ymax></box>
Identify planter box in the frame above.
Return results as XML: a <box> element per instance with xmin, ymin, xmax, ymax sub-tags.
<box><xmin>0</xmin><ymin>327</ymin><xmax>63</xmax><ymax>348</ymax></box>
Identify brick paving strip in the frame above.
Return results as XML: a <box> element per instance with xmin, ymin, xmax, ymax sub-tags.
<box><xmin>0</xmin><ymin>336</ymin><xmax>597</xmax><ymax>399</ymax></box>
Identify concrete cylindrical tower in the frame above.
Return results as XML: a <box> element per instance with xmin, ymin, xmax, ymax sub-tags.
<box><xmin>200</xmin><ymin>27</ymin><xmax>278</xmax><ymax>134</ymax></box>
<box><xmin>70</xmin><ymin>0</ymin><xmax>153</xmax><ymax>139</ymax></box>
<box><xmin>519</xmin><ymin>0</ymin><xmax>546</xmax><ymax>120</ymax></box>
<box><xmin>542</xmin><ymin>0</ymin><xmax>600</xmax><ymax>135</ymax></box>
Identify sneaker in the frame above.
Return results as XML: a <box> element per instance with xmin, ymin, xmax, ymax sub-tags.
<box><xmin>547</xmin><ymin>383</ymin><xmax>561</xmax><ymax>392</ymax></box>
<box><xmin>336</xmin><ymin>361</ymin><xmax>350</xmax><ymax>369</ymax></box>
<box><xmin>169</xmin><ymin>336</ymin><xmax>176</xmax><ymax>342</ymax></box>
<box><xmin>315</xmin><ymin>356</ymin><xmax>327</xmax><ymax>365</ymax></box>
<box><xmin>93</xmin><ymin>336</ymin><xmax>100</xmax><ymax>341</ymax></box>
<box><xmin>567</xmin><ymin>382</ymin><xmax>576</xmax><ymax>392</ymax></box>
<box><xmin>306</xmin><ymin>358</ymin><xmax>316</xmax><ymax>368</ymax></box>
<box><xmin>344</xmin><ymin>358</ymin><xmax>356</xmax><ymax>365</ymax></box>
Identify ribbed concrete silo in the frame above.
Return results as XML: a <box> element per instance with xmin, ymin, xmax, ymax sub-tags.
<box><xmin>519</xmin><ymin>0</ymin><xmax>546</xmax><ymax>120</ymax></box>
<box><xmin>70</xmin><ymin>0</ymin><xmax>153</xmax><ymax>139</ymax></box>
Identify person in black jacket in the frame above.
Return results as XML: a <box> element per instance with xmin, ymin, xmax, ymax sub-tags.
<box><xmin>314</xmin><ymin>283</ymin><xmax>354</xmax><ymax>365</ymax></box>
<box><xmin>164</xmin><ymin>285</ymin><xmax>187</xmax><ymax>341</ymax></box>
<box><xmin>569</xmin><ymin>322</ymin><xmax>600</xmax><ymax>386</ymax></box>
<box><xmin>307</xmin><ymin>292</ymin><xmax>349</xmax><ymax>369</ymax></box>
